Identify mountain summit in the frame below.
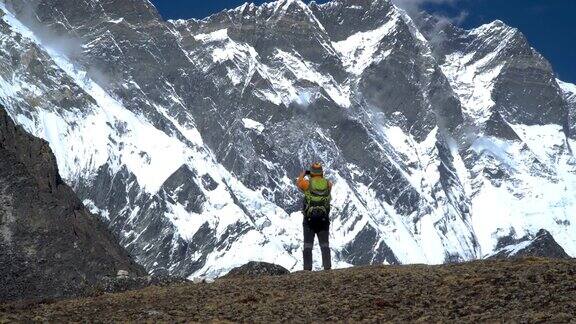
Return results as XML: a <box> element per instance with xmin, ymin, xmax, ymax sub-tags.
<box><xmin>0</xmin><ymin>0</ymin><xmax>574</xmax><ymax>278</ymax></box>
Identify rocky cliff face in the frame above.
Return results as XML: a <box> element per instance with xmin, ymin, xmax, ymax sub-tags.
<box><xmin>0</xmin><ymin>104</ymin><xmax>145</xmax><ymax>302</ymax></box>
<box><xmin>488</xmin><ymin>229</ymin><xmax>570</xmax><ymax>260</ymax></box>
<box><xmin>0</xmin><ymin>0</ymin><xmax>574</xmax><ymax>279</ymax></box>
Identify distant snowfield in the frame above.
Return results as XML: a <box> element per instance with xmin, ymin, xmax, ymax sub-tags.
<box><xmin>470</xmin><ymin>123</ymin><xmax>576</xmax><ymax>257</ymax></box>
<box><xmin>558</xmin><ymin>79</ymin><xmax>576</xmax><ymax>94</ymax></box>
<box><xmin>332</xmin><ymin>10</ymin><xmax>399</xmax><ymax>76</ymax></box>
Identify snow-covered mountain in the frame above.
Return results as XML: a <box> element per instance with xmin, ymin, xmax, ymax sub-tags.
<box><xmin>0</xmin><ymin>0</ymin><xmax>574</xmax><ymax>278</ymax></box>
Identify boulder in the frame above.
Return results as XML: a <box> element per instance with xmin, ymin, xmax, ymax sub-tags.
<box><xmin>489</xmin><ymin>229</ymin><xmax>570</xmax><ymax>259</ymax></box>
<box><xmin>223</xmin><ymin>261</ymin><xmax>290</xmax><ymax>278</ymax></box>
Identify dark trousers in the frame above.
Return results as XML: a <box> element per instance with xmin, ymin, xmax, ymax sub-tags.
<box><xmin>303</xmin><ymin>223</ymin><xmax>331</xmax><ymax>271</ymax></box>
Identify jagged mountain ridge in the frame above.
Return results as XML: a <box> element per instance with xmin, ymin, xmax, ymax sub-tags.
<box><xmin>0</xmin><ymin>0</ymin><xmax>574</xmax><ymax>278</ymax></box>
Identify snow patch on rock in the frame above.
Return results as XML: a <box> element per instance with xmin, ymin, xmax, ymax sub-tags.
<box><xmin>242</xmin><ymin>118</ymin><xmax>265</xmax><ymax>134</ymax></box>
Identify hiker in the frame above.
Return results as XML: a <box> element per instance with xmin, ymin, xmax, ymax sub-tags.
<box><xmin>296</xmin><ymin>162</ymin><xmax>332</xmax><ymax>271</ymax></box>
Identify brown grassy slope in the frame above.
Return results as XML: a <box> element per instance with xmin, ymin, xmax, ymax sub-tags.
<box><xmin>1</xmin><ymin>258</ymin><xmax>575</xmax><ymax>323</ymax></box>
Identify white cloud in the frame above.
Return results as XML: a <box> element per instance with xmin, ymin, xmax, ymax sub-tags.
<box><xmin>392</xmin><ymin>0</ymin><xmax>456</xmax><ymax>13</ymax></box>
<box><xmin>391</xmin><ymin>0</ymin><xmax>469</xmax><ymax>25</ymax></box>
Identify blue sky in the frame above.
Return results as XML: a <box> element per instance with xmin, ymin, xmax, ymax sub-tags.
<box><xmin>150</xmin><ymin>0</ymin><xmax>576</xmax><ymax>83</ymax></box>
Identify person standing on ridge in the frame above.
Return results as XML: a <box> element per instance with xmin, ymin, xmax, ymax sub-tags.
<box><xmin>296</xmin><ymin>162</ymin><xmax>332</xmax><ymax>271</ymax></box>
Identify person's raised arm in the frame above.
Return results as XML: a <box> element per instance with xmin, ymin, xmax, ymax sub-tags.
<box><xmin>296</xmin><ymin>171</ymin><xmax>309</xmax><ymax>192</ymax></box>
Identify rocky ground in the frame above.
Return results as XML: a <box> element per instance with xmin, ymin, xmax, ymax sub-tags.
<box><xmin>1</xmin><ymin>258</ymin><xmax>575</xmax><ymax>322</ymax></box>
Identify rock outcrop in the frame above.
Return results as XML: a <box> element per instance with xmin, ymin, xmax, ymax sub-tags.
<box><xmin>489</xmin><ymin>229</ymin><xmax>570</xmax><ymax>259</ymax></box>
<box><xmin>223</xmin><ymin>261</ymin><xmax>290</xmax><ymax>278</ymax></box>
<box><xmin>0</xmin><ymin>104</ymin><xmax>146</xmax><ymax>302</ymax></box>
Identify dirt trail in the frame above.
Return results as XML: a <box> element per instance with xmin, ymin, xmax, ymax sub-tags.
<box><xmin>1</xmin><ymin>258</ymin><xmax>576</xmax><ymax>322</ymax></box>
